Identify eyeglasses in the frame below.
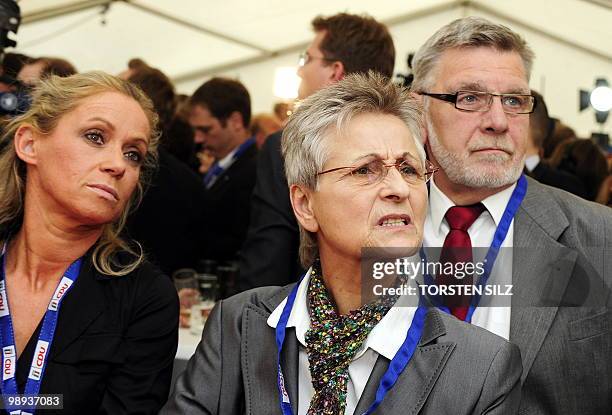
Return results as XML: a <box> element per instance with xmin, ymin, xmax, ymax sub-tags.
<box><xmin>318</xmin><ymin>157</ymin><xmax>438</xmax><ymax>186</ymax></box>
<box><xmin>420</xmin><ymin>90</ymin><xmax>536</xmax><ymax>114</ymax></box>
<box><xmin>298</xmin><ymin>51</ymin><xmax>335</xmax><ymax>67</ymax></box>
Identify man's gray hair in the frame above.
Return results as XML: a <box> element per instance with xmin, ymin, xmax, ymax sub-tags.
<box><xmin>411</xmin><ymin>16</ymin><xmax>535</xmax><ymax>92</ymax></box>
<box><xmin>281</xmin><ymin>72</ymin><xmax>425</xmax><ymax>267</ymax></box>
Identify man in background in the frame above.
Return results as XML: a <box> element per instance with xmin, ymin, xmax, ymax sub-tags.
<box><xmin>120</xmin><ymin>61</ymin><xmax>206</xmax><ymax>275</ymax></box>
<box><xmin>189</xmin><ymin>77</ymin><xmax>257</xmax><ymax>263</ymax></box>
<box><xmin>237</xmin><ymin>12</ymin><xmax>395</xmax><ymax>291</ymax></box>
<box><xmin>524</xmin><ymin>90</ymin><xmax>586</xmax><ymax>197</ymax></box>
<box><xmin>17</xmin><ymin>56</ymin><xmax>76</xmax><ymax>86</ymax></box>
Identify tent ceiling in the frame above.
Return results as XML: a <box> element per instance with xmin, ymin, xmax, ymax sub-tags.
<box><xmin>11</xmin><ymin>0</ymin><xmax>612</xmax><ymax>85</ymax></box>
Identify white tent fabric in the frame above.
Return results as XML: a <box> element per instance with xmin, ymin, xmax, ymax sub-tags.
<box><xmin>12</xmin><ymin>0</ymin><xmax>612</xmax><ymax>137</ymax></box>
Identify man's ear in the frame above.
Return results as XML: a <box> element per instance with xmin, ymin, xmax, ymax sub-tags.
<box><xmin>329</xmin><ymin>60</ymin><xmax>345</xmax><ymax>83</ymax></box>
<box><xmin>13</xmin><ymin>124</ymin><xmax>38</xmax><ymax>165</ymax></box>
<box><xmin>227</xmin><ymin>111</ymin><xmax>246</xmax><ymax>131</ymax></box>
<box><xmin>290</xmin><ymin>184</ymin><xmax>319</xmax><ymax>233</ymax></box>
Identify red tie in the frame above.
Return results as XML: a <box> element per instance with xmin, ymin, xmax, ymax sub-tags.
<box><xmin>438</xmin><ymin>204</ymin><xmax>486</xmax><ymax>320</ymax></box>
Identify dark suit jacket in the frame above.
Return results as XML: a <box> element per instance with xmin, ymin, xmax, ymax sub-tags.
<box><xmin>127</xmin><ymin>148</ymin><xmax>207</xmax><ymax>275</ymax></box>
<box><xmin>528</xmin><ymin>160</ymin><xmax>588</xmax><ymax>199</ymax></box>
<box><xmin>237</xmin><ymin>131</ymin><xmax>303</xmax><ymax>292</ymax></box>
<box><xmin>202</xmin><ymin>141</ymin><xmax>258</xmax><ymax>263</ymax></box>
<box><xmin>162</xmin><ymin>286</ymin><xmax>522</xmax><ymax>414</ymax></box>
<box><xmin>510</xmin><ymin>177</ymin><xmax>611</xmax><ymax>414</ymax></box>
<box><xmin>10</xmin><ymin>253</ymin><xmax>179</xmax><ymax>415</ymax></box>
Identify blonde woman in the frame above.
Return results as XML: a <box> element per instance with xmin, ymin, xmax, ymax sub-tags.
<box><xmin>0</xmin><ymin>72</ymin><xmax>178</xmax><ymax>414</ymax></box>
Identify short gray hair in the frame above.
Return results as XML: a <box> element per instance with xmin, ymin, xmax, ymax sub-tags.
<box><xmin>281</xmin><ymin>72</ymin><xmax>425</xmax><ymax>267</ymax></box>
<box><xmin>412</xmin><ymin>16</ymin><xmax>535</xmax><ymax>92</ymax></box>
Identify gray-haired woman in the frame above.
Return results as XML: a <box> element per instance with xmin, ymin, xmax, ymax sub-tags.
<box><xmin>164</xmin><ymin>73</ymin><xmax>522</xmax><ymax>415</ymax></box>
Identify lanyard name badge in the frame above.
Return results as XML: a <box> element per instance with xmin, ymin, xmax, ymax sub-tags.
<box><xmin>275</xmin><ymin>272</ymin><xmax>428</xmax><ymax>415</ymax></box>
<box><xmin>0</xmin><ymin>253</ymin><xmax>82</xmax><ymax>415</ymax></box>
<box><xmin>420</xmin><ymin>174</ymin><xmax>527</xmax><ymax>322</ymax></box>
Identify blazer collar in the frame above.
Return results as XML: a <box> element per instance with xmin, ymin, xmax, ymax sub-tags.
<box><xmin>354</xmin><ymin>307</ymin><xmax>453</xmax><ymax>414</ymax></box>
<box><xmin>206</xmin><ymin>142</ymin><xmax>257</xmax><ymax>193</ymax></box>
<box><xmin>510</xmin><ymin>177</ymin><xmax>575</xmax><ymax>381</ymax></box>
<box><xmin>50</xmin><ymin>255</ymin><xmax>111</xmax><ymax>358</ymax></box>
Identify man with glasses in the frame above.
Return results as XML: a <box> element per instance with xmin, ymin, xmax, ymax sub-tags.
<box><xmin>412</xmin><ymin>17</ymin><xmax>611</xmax><ymax>414</ymax></box>
<box><xmin>237</xmin><ymin>13</ymin><xmax>395</xmax><ymax>292</ymax></box>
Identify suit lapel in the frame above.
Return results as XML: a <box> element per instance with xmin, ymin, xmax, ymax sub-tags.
<box><xmin>354</xmin><ymin>308</ymin><xmax>454</xmax><ymax>414</ymax></box>
<box><xmin>510</xmin><ymin>178</ymin><xmax>575</xmax><ymax>381</ymax></box>
<box><xmin>243</xmin><ymin>286</ymin><xmax>299</xmax><ymax>414</ymax></box>
<box><xmin>206</xmin><ymin>143</ymin><xmax>256</xmax><ymax>195</ymax></box>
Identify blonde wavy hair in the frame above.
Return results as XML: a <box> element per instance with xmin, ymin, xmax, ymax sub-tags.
<box><xmin>0</xmin><ymin>71</ymin><xmax>160</xmax><ymax>276</ymax></box>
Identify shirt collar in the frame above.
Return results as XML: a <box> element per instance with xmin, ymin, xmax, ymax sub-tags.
<box><xmin>267</xmin><ymin>270</ymin><xmax>311</xmax><ymax>346</ymax></box>
<box><xmin>217</xmin><ymin>145</ymin><xmax>240</xmax><ymax>170</ymax></box>
<box><xmin>524</xmin><ymin>154</ymin><xmax>540</xmax><ymax>172</ymax></box>
<box><xmin>428</xmin><ymin>177</ymin><xmax>517</xmax><ymax>231</ymax></box>
<box><xmin>267</xmin><ymin>269</ymin><xmax>417</xmax><ymax>361</ymax></box>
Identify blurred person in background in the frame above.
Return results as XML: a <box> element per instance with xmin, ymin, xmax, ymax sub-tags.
<box><xmin>171</xmin><ymin>93</ymin><xmax>202</xmax><ymax>171</ymax></box>
<box><xmin>549</xmin><ymin>138</ymin><xmax>610</xmax><ymax>202</ymax></box>
<box><xmin>121</xmin><ymin>61</ymin><xmax>207</xmax><ymax>276</ymax></box>
<box><xmin>188</xmin><ymin>77</ymin><xmax>257</xmax><ymax>263</ymax></box>
<box><xmin>1</xmin><ymin>53</ymin><xmax>32</xmax><ymax>78</ymax></box>
<box><xmin>17</xmin><ymin>56</ymin><xmax>77</xmax><ymax>86</ymax></box>
<box><xmin>0</xmin><ymin>72</ymin><xmax>178</xmax><ymax>414</ymax></box>
<box><xmin>542</xmin><ymin>119</ymin><xmax>576</xmax><ymax>159</ymax></box>
<box><xmin>0</xmin><ymin>52</ymin><xmax>31</xmax><ymax>92</ymax></box>
<box><xmin>273</xmin><ymin>101</ymin><xmax>293</xmax><ymax>125</ymax></box>
<box><xmin>524</xmin><ymin>90</ymin><xmax>586</xmax><ymax>197</ymax></box>
<box><xmin>250</xmin><ymin>112</ymin><xmax>282</xmax><ymax>148</ymax></box>
<box><xmin>238</xmin><ymin>12</ymin><xmax>396</xmax><ymax>293</ymax></box>
<box><xmin>0</xmin><ymin>53</ymin><xmax>33</xmax><ymax>124</ymax></box>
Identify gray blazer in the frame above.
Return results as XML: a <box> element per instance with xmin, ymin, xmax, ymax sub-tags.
<box><xmin>510</xmin><ymin>177</ymin><xmax>612</xmax><ymax>414</ymax></box>
<box><xmin>162</xmin><ymin>286</ymin><xmax>522</xmax><ymax>414</ymax></box>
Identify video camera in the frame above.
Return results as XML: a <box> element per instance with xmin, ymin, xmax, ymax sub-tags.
<box><xmin>0</xmin><ymin>0</ymin><xmax>29</xmax><ymax>116</ymax></box>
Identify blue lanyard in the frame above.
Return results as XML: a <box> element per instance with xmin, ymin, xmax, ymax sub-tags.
<box><xmin>203</xmin><ymin>136</ymin><xmax>256</xmax><ymax>187</ymax></box>
<box><xmin>420</xmin><ymin>174</ymin><xmax>527</xmax><ymax>322</ymax></box>
<box><xmin>0</xmin><ymin>253</ymin><xmax>82</xmax><ymax>414</ymax></box>
<box><xmin>275</xmin><ymin>273</ymin><xmax>428</xmax><ymax>415</ymax></box>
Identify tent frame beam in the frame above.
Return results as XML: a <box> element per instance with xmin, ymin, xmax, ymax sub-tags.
<box><xmin>22</xmin><ymin>0</ymin><xmax>114</xmax><ymax>24</ymax></box>
<box><xmin>20</xmin><ymin>0</ymin><xmax>612</xmax><ymax>85</ymax></box>
<box><xmin>22</xmin><ymin>0</ymin><xmax>271</xmax><ymax>54</ymax></box>
<box><xmin>467</xmin><ymin>1</ymin><xmax>612</xmax><ymax>64</ymax></box>
<box><xmin>580</xmin><ymin>0</ymin><xmax>612</xmax><ymax>11</ymax></box>
<box><xmin>124</xmin><ymin>1</ymin><xmax>271</xmax><ymax>54</ymax></box>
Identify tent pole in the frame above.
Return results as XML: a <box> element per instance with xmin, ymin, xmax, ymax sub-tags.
<box><xmin>22</xmin><ymin>0</ymin><xmax>114</xmax><ymax>24</ymax></box>
<box><xmin>123</xmin><ymin>1</ymin><xmax>270</xmax><ymax>54</ymax></box>
<box><xmin>469</xmin><ymin>1</ymin><xmax>612</xmax><ymax>64</ymax></box>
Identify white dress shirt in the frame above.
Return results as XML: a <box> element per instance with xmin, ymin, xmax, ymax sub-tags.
<box><xmin>205</xmin><ymin>144</ymin><xmax>241</xmax><ymax>188</ymax></box>
<box><xmin>524</xmin><ymin>154</ymin><xmax>540</xmax><ymax>172</ymax></box>
<box><xmin>267</xmin><ymin>272</ymin><xmax>417</xmax><ymax>415</ymax></box>
<box><xmin>423</xmin><ymin>178</ymin><xmax>515</xmax><ymax>340</ymax></box>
